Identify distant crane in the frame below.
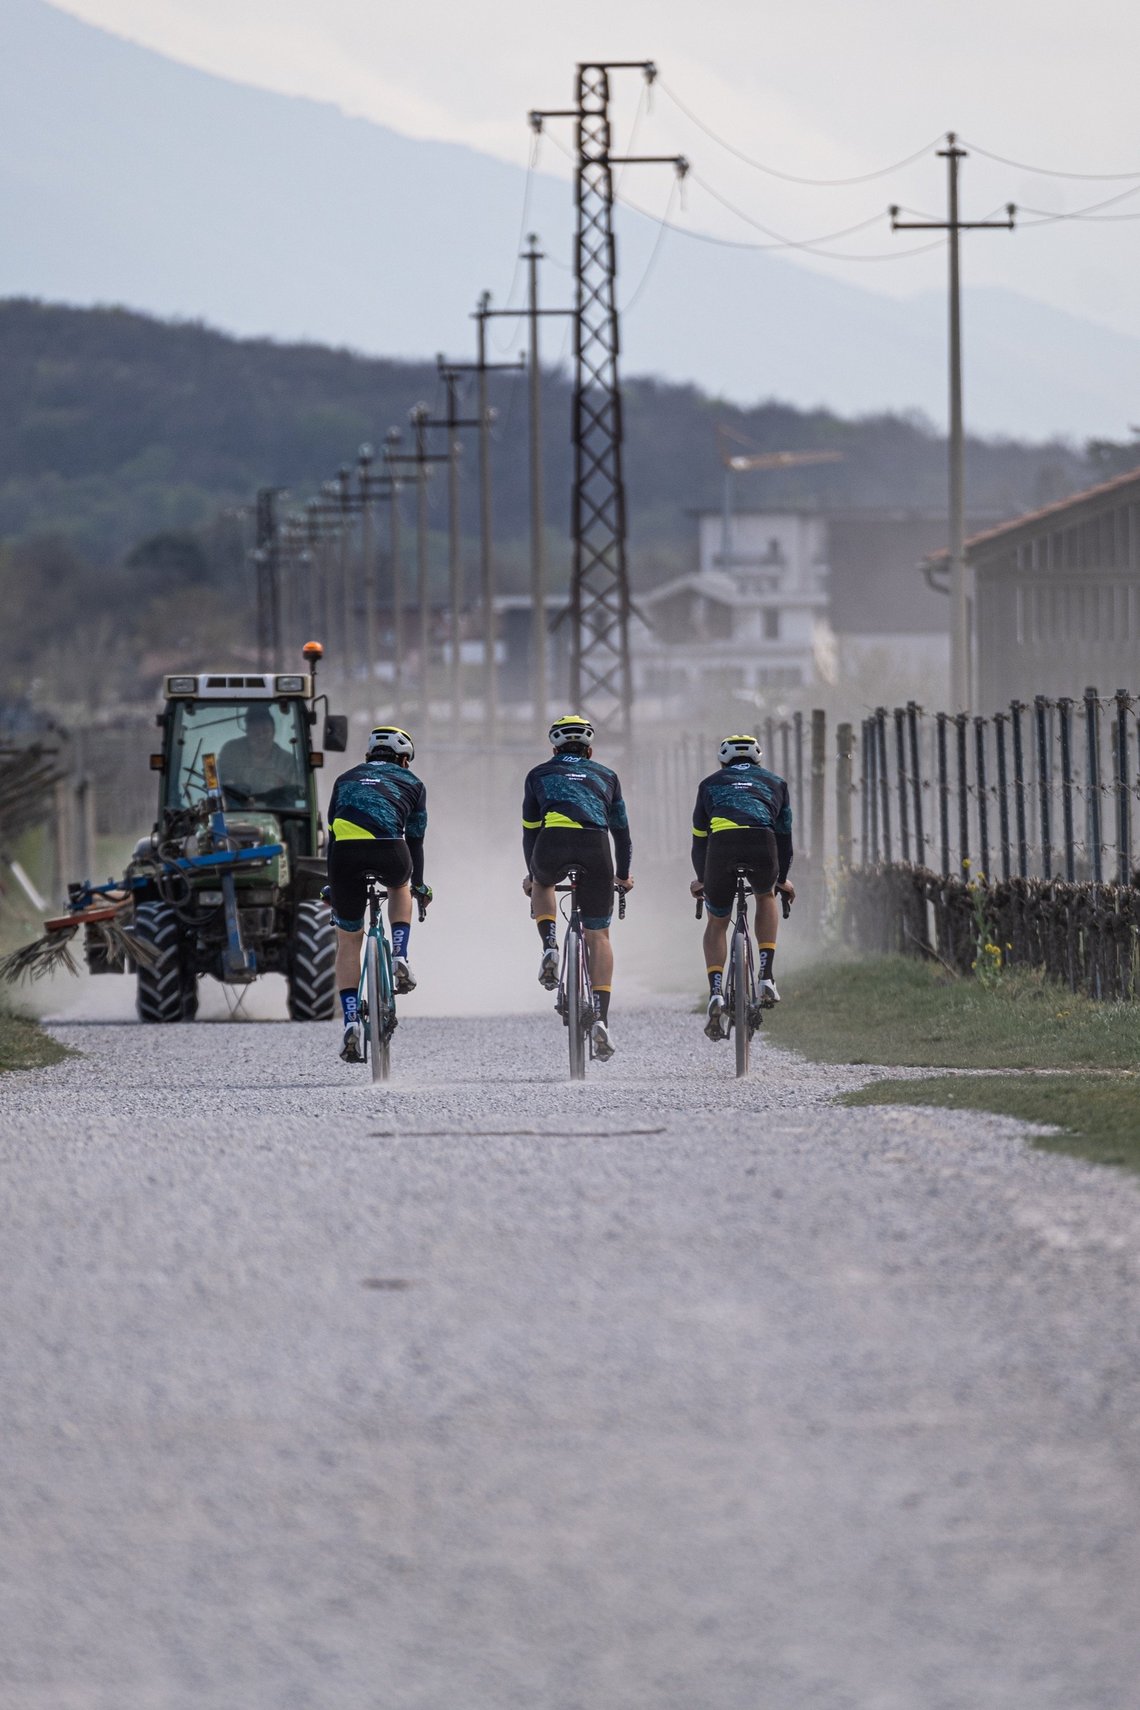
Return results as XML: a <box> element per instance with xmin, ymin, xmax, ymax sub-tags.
<box><xmin>716</xmin><ymin>429</ymin><xmax>843</xmax><ymax>569</ymax></box>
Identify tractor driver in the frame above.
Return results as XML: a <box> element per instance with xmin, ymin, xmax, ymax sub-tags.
<box><xmin>218</xmin><ymin>704</ymin><xmax>299</xmax><ymax>804</ymax></box>
<box><xmin>327</xmin><ymin>726</ymin><xmax>431</xmax><ymax>1063</ymax></box>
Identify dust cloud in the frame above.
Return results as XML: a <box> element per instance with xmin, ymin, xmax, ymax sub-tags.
<box><xmin>42</xmin><ymin>741</ymin><xmax>718</xmax><ymax>1028</ymax></box>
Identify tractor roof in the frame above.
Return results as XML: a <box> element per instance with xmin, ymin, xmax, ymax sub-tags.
<box><xmin>163</xmin><ymin>673</ymin><xmax>312</xmax><ymax>700</ymax></box>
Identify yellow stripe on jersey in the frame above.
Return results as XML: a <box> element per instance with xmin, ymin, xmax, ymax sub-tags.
<box><xmin>331</xmin><ymin>817</ymin><xmax>377</xmax><ymax>841</ymax></box>
<box><xmin>710</xmin><ymin>816</ymin><xmax>751</xmax><ymax>833</ymax></box>
<box><xmin>545</xmin><ymin>810</ymin><xmax>584</xmax><ymax>829</ymax></box>
<box><xmin>691</xmin><ymin>826</ymin><xmax>708</xmax><ymax>838</ymax></box>
<box><xmin>522</xmin><ymin>816</ymin><xmax>543</xmax><ymax>829</ymax></box>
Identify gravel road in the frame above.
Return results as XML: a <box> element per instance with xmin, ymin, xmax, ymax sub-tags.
<box><xmin>3</xmin><ymin>995</ymin><xmax>1140</xmax><ymax>1709</ymax></box>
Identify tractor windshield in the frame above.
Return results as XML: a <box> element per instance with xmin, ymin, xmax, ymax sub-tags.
<box><xmin>167</xmin><ymin>700</ymin><xmax>311</xmax><ymax>813</ymax></box>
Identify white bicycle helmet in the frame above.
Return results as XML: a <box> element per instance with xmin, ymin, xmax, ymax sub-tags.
<box><xmin>718</xmin><ymin>733</ymin><xmax>762</xmax><ymax>766</ymax></box>
<box><xmin>549</xmin><ymin>713</ymin><xmax>594</xmax><ymax>750</ymax></box>
<box><xmin>367</xmin><ymin>725</ymin><xmax>415</xmax><ymax>763</ymax></box>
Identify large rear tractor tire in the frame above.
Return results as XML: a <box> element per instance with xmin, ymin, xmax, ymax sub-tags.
<box><xmin>134</xmin><ymin>902</ymin><xmax>196</xmax><ymax>1023</ymax></box>
<box><xmin>288</xmin><ymin>898</ymin><xmax>337</xmax><ymax>1021</ymax></box>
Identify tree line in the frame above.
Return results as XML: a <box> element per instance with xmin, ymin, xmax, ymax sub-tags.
<box><xmin>0</xmin><ymin>295</ymin><xmax>1126</xmax><ymax>708</ymax></box>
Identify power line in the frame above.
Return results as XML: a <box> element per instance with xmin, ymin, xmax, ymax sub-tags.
<box><xmin>490</xmin><ymin>132</ymin><xmax>542</xmax><ymax>352</ymax></box>
<box><xmin>1020</xmin><ymin>208</ymin><xmax>1140</xmax><ymax>223</ymax></box>
<box><xmin>689</xmin><ymin>170</ymin><xmax>890</xmax><ymax>249</ymax></box>
<box><xmin>657</xmin><ymin>77</ymin><xmax>941</xmax><ymax>185</ymax></box>
<box><xmin>960</xmin><ymin>138</ymin><xmax>1140</xmax><ymax>181</ymax></box>
<box><xmin>1015</xmin><ymin>179</ymin><xmax>1140</xmax><ymax>225</ymax></box>
<box><xmin>550</xmin><ymin>113</ymin><xmax>946</xmax><ymax>261</ymax></box>
<box><xmin>614</xmin><ymin>77</ymin><xmax>649</xmax><ymax>197</ymax></box>
<box><xmin>622</xmin><ymin>176</ymin><xmax>679</xmax><ymax>314</ymax></box>
<box><xmin>614</xmin><ymin>182</ymin><xmax>946</xmax><ymax>260</ymax></box>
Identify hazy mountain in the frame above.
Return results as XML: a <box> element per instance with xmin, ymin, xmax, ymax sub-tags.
<box><xmin>0</xmin><ymin>298</ymin><xmax>1094</xmax><ymax>572</ymax></box>
<box><xmin>3</xmin><ymin>0</ymin><xmax>1139</xmax><ymax>439</ymax></box>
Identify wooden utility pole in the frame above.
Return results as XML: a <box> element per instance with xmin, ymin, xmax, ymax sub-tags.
<box><xmin>892</xmin><ymin>139</ymin><xmax>1015</xmax><ymax>713</ymax></box>
<box><xmin>481</xmin><ymin>235</ymin><xmax>573</xmax><ymax>735</ymax></box>
<box><xmin>438</xmin><ymin>306</ymin><xmax>524</xmax><ymax>742</ymax></box>
<box><xmin>386</xmin><ymin>408</ymin><xmax>449</xmax><ymax>729</ymax></box>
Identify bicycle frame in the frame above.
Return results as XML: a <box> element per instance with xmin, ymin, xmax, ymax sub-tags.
<box><xmin>357</xmin><ymin>876</ymin><xmax>396</xmax><ymax>1084</ymax></box>
<box><xmin>723</xmin><ymin>871</ymin><xmax>761</xmax><ymax>1078</ymax></box>
<box><xmin>552</xmin><ymin>866</ymin><xmax>626</xmax><ymax>1082</ymax></box>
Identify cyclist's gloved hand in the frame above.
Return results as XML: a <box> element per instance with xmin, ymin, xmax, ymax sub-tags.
<box><xmin>412</xmin><ymin>883</ymin><xmax>433</xmax><ymax>908</ymax></box>
<box><xmin>319</xmin><ymin>884</ymin><xmax>332</xmax><ymax>905</ymax></box>
<box><xmin>689</xmin><ymin>879</ymin><xmax>704</xmax><ymax>898</ymax></box>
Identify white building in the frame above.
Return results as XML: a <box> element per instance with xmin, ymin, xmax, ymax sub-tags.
<box><xmin>632</xmin><ymin>510</ymin><xmax>834</xmax><ymax>706</ymax></box>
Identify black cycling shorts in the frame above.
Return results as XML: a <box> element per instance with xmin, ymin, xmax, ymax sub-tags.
<box><xmin>328</xmin><ymin>838</ymin><xmax>413</xmax><ymax>931</ymax></box>
<box><xmin>702</xmin><ymin>828</ymin><xmax>778</xmax><ymax>920</ymax></box>
<box><xmin>530</xmin><ymin>828</ymin><xmax>615</xmax><ymax>929</ymax></box>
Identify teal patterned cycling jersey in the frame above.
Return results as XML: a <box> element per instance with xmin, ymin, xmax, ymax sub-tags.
<box><xmin>522</xmin><ymin>754</ymin><xmax>628</xmax><ymax>834</ymax></box>
<box><xmin>328</xmin><ymin>760</ymin><xmax>427</xmax><ymax>842</ymax></box>
<box><xmin>692</xmin><ymin>762</ymin><xmax>792</xmax><ymax>838</ymax></box>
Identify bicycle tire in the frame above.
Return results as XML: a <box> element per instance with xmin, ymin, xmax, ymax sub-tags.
<box><xmin>365</xmin><ymin>933</ymin><xmax>391</xmax><ymax>1083</ymax></box>
<box><xmin>733</xmin><ymin>930</ymin><xmax>751</xmax><ymax>1078</ymax></box>
<box><xmin>566</xmin><ymin>927</ymin><xmax>587</xmax><ymax>1081</ymax></box>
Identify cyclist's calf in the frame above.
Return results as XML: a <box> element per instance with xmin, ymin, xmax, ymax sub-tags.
<box><xmin>583</xmin><ymin>924</ymin><xmax>613</xmax><ymax>991</ymax></box>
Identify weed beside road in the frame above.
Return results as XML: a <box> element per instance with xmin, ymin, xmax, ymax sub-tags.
<box><xmin>0</xmin><ymin>1008</ymin><xmax>71</xmax><ymax>1074</ymax></box>
<box><xmin>780</xmin><ymin>956</ymin><xmax>1140</xmax><ymax>1171</ymax></box>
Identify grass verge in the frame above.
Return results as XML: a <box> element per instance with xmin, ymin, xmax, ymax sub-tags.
<box><xmin>0</xmin><ymin>1008</ymin><xmax>71</xmax><ymax>1074</ymax></box>
<box><xmin>779</xmin><ymin>954</ymin><xmax>1138</xmax><ymax>1070</ymax></box>
<box><xmin>843</xmin><ymin>1075</ymin><xmax>1140</xmax><ymax>1172</ymax></box>
<box><xmin>778</xmin><ymin>955</ymin><xmax>1140</xmax><ymax>1172</ymax></box>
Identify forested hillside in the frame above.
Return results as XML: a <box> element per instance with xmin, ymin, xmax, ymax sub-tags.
<box><xmin>0</xmin><ymin>296</ymin><xmax>1124</xmax><ymax>705</ymax></box>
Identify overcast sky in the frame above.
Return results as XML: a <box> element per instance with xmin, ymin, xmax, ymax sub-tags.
<box><xmin>47</xmin><ymin>0</ymin><xmax>1140</xmax><ymax>346</ymax></box>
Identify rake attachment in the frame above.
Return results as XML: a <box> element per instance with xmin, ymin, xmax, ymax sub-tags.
<box><xmin>0</xmin><ymin>901</ymin><xmax>159</xmax><ymax>985</ymax></box>
<box><xmin>0</xmin><ymin>924</ymin><xmax>80</xmax><ymax>985</ymax></box>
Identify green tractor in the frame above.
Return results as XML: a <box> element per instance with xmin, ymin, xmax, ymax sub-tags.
<box><xmin>88</xmin><ymin>647</ymin><xmax>348</xmax><ymax>1022</ymax></box>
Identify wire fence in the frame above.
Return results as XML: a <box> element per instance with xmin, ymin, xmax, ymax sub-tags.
<box><xmin>845</xmin><ymin>685</ymin><xmax>1140</xmax><ymax>999</ymax></box>
<box><xmin>854</xmin><ymin>687</ymin><xmax>1138</xmax><ymax>886</ymax></box>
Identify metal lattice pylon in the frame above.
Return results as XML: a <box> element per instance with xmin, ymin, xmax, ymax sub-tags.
<box><xmin>571</xmin><ymin>64</ymin><xmax>631</xmax><ymax>739</ymax></box>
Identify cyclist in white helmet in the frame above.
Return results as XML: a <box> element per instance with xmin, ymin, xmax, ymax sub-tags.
<box><xmin>521</xmin><ymin>713</ymin><xmax>633</xmax><ymax>1061</ymax></box>
<box><xmin>690</xmin><ymin>734</ymin><xmax>795</xmax><ymax>1040</ymax></box>
<box><xmin>326</xmin><ymin>726</ymin><xmax>431</xmax><ymax>1062</ymax></box>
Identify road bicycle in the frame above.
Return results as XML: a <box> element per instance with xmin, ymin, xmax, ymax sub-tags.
<box><xmin>696</xmin><ymin>873</ymin><xmax>792</xmax><ymax>1079</ymax></box>
<box><xmin>553</xmin><ymin>866</ymin><xmax>627</xmax><ymax>1082</ymax></box>
<box><xmin>354</xmin><ymin>874</ymin><xmax>429</xmax><ymax>1084</ymax></box>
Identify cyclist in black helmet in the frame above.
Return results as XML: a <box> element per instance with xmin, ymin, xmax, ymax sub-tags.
<box><xmin>521</xmin><ymin>713</ymin><xmax>633</xmax><ymax>1061</ymax></box>
<box><xmin>690</xmin><ymin>733</ymin><xmax>795</xmax><ymax>1040</ymax></box>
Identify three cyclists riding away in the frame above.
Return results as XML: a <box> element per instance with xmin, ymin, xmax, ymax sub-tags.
<box><xmin>322</xmin><ymin>716</ymin><xmax>794</xmax><ymax>1072</ymax></box>
<box><xmin>326</xmin><ymin>725</ymin><xmax>432</xmax><ymax>1063</ymax></box>
<box><xmin>690</xmin><ymin>734</ymin><xmax>795</xmax><ymax>1043</ymax></box>
<box><xmin>521</xmin><ymin>714</ymin><xmax>634</xmax><ymax>1063</ymax></box>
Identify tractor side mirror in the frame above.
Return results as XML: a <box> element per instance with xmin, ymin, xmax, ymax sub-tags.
<box><xmin>323</xmin><ymin>714</ymin><xmax>348</xmax><ymax>752</ymax></box>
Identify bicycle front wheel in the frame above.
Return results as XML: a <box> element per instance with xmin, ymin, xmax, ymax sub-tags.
<box><xmin>366</xmin><ymin>934</ymin><xmax>392</xmax><ymax>1083</ymax></box>
<box><xmin>565</xmin><ymin>928</ymin><xmax>587</xmax><ymax>1082</ymax></box>
<box><xmin>732</xmin><ymin>930</ymin><xmax>751</xmax><ymax>1079</ymax></box>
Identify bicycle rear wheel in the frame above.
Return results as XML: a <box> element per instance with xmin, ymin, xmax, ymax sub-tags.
<box><xmin>732</xmin><ymin>930</ymin><xmax>751</xmax><ymax>1079</ymax></box>
<box><xmin>565</xmin><ymin>927</ymin><xmax>587</xmax><ymax>1081</ymax></box>
<box><xmin>365</xmin><ymin>934</ymin><xmax>392</xmax><ymax>1083</ymax></box>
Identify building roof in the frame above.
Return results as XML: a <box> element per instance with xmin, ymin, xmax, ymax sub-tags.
<box><xmin>639</xmin><ymin>570</ymin><xmax>747</xmax><ymax>609</ymax></box>
<box><xmin>924</xmin><ymin>464</ymin><xmax>1140</xmax><ymax>567</ymax></box>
